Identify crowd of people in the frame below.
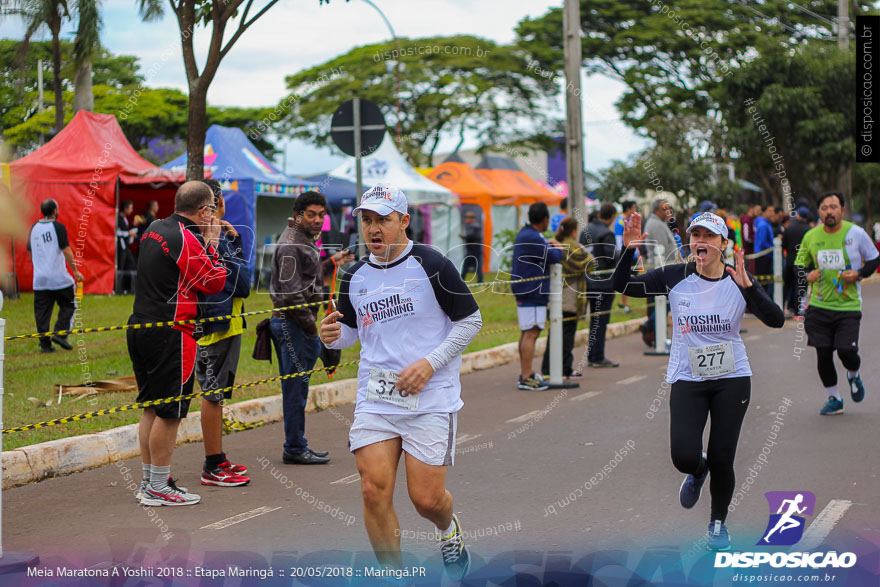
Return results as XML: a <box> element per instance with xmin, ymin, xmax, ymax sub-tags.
<box><xmin>25</xmin><ymin>183</ymin><xmax>878</xmax><ymax>576</ymax></box>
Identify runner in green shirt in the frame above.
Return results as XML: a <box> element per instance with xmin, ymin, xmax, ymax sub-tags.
<box><xmin>794</xmin><ymin>192</ymin><xmax>880</xmax><ymax>415</ymax></box>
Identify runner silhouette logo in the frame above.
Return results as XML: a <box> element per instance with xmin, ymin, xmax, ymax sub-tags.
<box><xmin>759</xmin><ymin>491</ymin><xmax>816</xmax><ymax>546</ymax></box>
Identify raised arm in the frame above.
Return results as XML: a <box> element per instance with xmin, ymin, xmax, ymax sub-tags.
<box><xmin>611</xmin><ymin>212</ymin><xmax>671</xmax><ymax>297</ymax></box>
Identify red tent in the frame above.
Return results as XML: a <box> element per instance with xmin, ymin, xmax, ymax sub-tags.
<box><xmin>10</xmin><ymin>111</ymin><xmax>185</xmax><ymax>294</ymax></box>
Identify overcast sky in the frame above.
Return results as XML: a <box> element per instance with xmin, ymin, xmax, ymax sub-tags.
<box><xmin>1</xmin><ymin>0</ymin><xmax>649</xmax><ymax>175</ymax></box>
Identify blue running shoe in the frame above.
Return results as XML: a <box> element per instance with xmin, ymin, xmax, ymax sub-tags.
<box><xmin>707</xmin><ymin>520</ymin><xmax>731</xmax><ymax>551</ymax></box>
<box><xmin>679</xmin><ymin>454</ymin><xmax>708</xmax><ymax>509</ymax></box>
<box><xmin>847</xmin><ymin>374</ymin><xmax>865</xmax><ymax>403</ymax></box>
<box><xmin>819</xmin><ymin>396</ymin><xmax>844</xmax><ymax>415</ymax></box>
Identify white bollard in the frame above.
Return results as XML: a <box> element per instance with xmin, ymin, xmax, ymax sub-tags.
<box><xmin>647</xmin><ymin>245</ymin><xmax>670</xmax><ymax>356</ymax></box>
<box><xmin>653</xmin><ymin>295</ymin><xmax>668</xmax><ymax>354</ymax></box>
<box><xmin>548</xmin><ymin>264</ymin><xmax>564</xmax><ymax>386</ymax></box>
<box><xmin>773</xmin><ymin>235</ymin><xmax>783</xmax><ymax>309</ymax></box>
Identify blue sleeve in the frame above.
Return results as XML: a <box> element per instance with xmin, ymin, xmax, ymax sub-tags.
<box><xmin>226</xmin><ymin>235</ymin><xmax>251</xmax><ymax>298</ymax></box>
<box><xmin>548</xmin><ymin>246</ymin><xmax>563</xmax><ymax>264</ymax></box>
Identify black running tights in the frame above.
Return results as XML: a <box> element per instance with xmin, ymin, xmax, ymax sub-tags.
<box><xmin>670</xmin><ymin>376</ymin><xmax>751</xmax><ymax>523</ymax></box>
<box><xmin>815</xmin><ymin>347</ymin><xmax>861</xmax><ymax>388</ymax></box>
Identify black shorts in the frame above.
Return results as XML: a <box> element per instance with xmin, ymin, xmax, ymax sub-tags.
<box><xmin>804</xmin><ymin>306</ymin><xmax>861</xmax><ymax>351</ymax></box>
<box><xmin>127</xmin><ymin>315</ymin><xmax>196</xmax><ymax>419</ymax></box>
<box><xmin>195</xmin><ymin>335</ymin><xmax>240</xmax><ymax>403</ymax></box>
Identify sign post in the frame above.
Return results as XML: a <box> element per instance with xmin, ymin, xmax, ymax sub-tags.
<box><xmin>331</xmin><ymin>99</ymin><xmax>387</xmax><ymax>257</ymax></box>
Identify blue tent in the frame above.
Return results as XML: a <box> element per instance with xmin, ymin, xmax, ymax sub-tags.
<box><xmin>162</xmin><ymin>125</ymin><xmax>317</xmax><ymax>269</ymax></box>
<box><xmin>305</xmin><ymin>173</ymin><xmax>357</xmax><ymax>208</ymax></box>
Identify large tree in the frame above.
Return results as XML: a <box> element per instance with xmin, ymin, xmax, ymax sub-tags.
<box><xmin>72</xmin><ymin>0</ymin><xmax>100</xmax><ymax>112</ymax></box>
<box><xmin>715</xmin><ymin>41</ymin><xmax>854</xmax><ymax>205</ymax></box>
<box><xmin>1</xmin><ymin>40</ymin><xmax>276</xmax><ymax>157</ymax></box>
<box><xmin>598</xmin><ymin>114</ymin><xmax>739</xmax><ymax>207</ymax></box>
<box><xmin>275</xmin><ymin>35</ymin><xmax>559</xmax><ymax>167</ymax></box>
<box><xmin>515</xmin><ymin>0</ymin><xmax>868</xmax><ymax>136</ymax></box>
<box><xmin>4</xmin><ymin>0</ymin><xmax>71</xmax><ymax>133</ymax></box>
<box><xmin>136</xmin><ymin>0</ymin><xmax>333</xmax><ymax>180</ymax></box>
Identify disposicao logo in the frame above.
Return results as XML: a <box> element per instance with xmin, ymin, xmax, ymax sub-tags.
<box><xmin>714</xmin><ymin>491</ymin><xmax>857</xmax><ymax>570</ymax></box>
<box><xmin>760</xmin><ymin>490</ymin><xmax>815</xmax><ymax>546</ymax></box>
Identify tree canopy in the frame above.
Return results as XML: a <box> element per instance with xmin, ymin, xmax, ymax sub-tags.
<box><xmin>1</xmin><ymin>39</ymin><xmax>276</xmax><ymax>159</ymax></box>
<box><xmin>275</xmin><ymin>35</ymin><xmax>559</xmax><ymax>167</ymax></box>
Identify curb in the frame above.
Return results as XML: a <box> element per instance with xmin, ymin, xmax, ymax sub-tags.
<box><xmin>2</xmin><ymin>317</ymin><xmax>644</xmax><ymax>489</ymax></box>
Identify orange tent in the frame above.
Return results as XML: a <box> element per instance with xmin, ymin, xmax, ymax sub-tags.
<box><xmin>427</xmin><ymin>161</ymin><xmax>505</xmax><ymax>273</ymax></box>
<box><xmin>476</xmin><ymin>168</ymin><xmax>562</xmax><ymax>206</ymax></box>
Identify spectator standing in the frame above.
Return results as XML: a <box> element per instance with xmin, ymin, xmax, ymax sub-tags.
<box><xmin>135</xmin><ymin>200</ymin><xmax>159</xmax><ymax>243</ymax></box>
<box><xmin>460</xmin><ymin>210</ymin><xmax>484</xmax><ymax>283</ymax></box>
<box><xmin>782</xmin><ymin>207</ymin><xmax>812</xmax><ymax>316</ymax></box>
<box><xmin>269</xmin><ymin>191</ymin><xmax>353</xmax><ymax>465</ymax></box>
<box><xmin>28</xmin><ymin>198</ymin><xmax>82</xmax><ymax>353</ymax></box>
<box><xmin>641</xmin><ymin>199</ymin><xmax>679</xmax><ymax>344</ymax></box>
<box><xmin>116</xmin><ymin>200</ymin><xmax>138</xmax><ymax>294</ymax></box>
<box><xmin>753</xmin><ymin>205</ymin><xmax>776</xmax><ymax>296</ymax></box>
<box><xmin>741</xmin><ymin>204</ymin><xmax>761</xmax><ymax>255</ymax></box>
<box><xmin>549</xmin><ymin>197</ymin><xmax>568</xmax><ymax>233</ymax></box>
<box><xmin>542</xmin><ymin>217</ymin><xmax>594</xmax><ymax>379</ymax></box>
<box><xmin>511</xmin><ymin>202</ymin><xmax>562</xmax><ymax>390</ymax></box>
<box><xmin>644</xmin><ymin>199</ymin><xmax>678</xmax><ymax>266</ymax></box>
<box><xmin>129</xmin><ymin>181</ymin><xmax>227</xmax><ymax>506</ymax></box>
<box><xmin>614</xmin><ymin>200</ymin><xmax>637</xmax><ymax>313</ymax></box>
<box><xmin>195</xmin><ymin>180</ymin><xmax>252</xmax><ymax>487</ymax></box>
<box><xmin>581</xmin><ymin>203</ymin><xmax>620</xmax><ymax>367</ymax></box>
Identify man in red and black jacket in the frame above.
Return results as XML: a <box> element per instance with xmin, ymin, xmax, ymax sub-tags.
<box><xmin>127</xmin><ymin>181</ymin><xmax>227</xmax><ymax>507</ymax></box>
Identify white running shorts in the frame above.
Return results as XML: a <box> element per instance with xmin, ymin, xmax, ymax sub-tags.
<box><xmin>517</xmin><ymin>305</ymin><xmax>547</xmax><ymax>331</ymax></box>
<box><xmin>349</xmin><ymin>411</ymin><xmax>458</xmax><ymax>466</ymax></box>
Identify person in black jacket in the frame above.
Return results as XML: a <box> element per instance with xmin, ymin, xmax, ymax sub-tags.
<box><xmin>579</xmin><ymin>203</ymin><xmax>620</xmax><ymax>368</ymax></box>
<box><xmin>781</xmin><ymin>207</ymin><xmax>812</xmax><ymax>316</ymax></box>
<box><xmin>195</xmin><ymin>180</ymin><xmax>252</xmax><ymax>487</ymax></box>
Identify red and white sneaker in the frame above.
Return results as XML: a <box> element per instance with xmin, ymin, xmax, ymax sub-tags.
<box><xmin>201</xmin><ymin>466</ymin><xmax>250</xmax><ymax>487</ymax></box>
<box><xmin>140</xmin><ymin>484</ymin><xmax>201</xmax><ymax>506</ymax></box>
<box><xmin>219</xmin><ymin>460</ymin><xmax>247</xmax><ymax>475</ymax></box>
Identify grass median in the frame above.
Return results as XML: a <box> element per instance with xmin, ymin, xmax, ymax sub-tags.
<box><xmin>2</xmin><ymin>274</ymin><xmax>645</xmax><ymax>450</ymax></box>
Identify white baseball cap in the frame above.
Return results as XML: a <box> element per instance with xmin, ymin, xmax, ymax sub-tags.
<box><xmin>353</xmin><ymin>185</ymin><xmax>409</xmax><ymax>216</ymax></box>
<box><xmin>687</xmin><ymin>212</ymin><xmax>729</xmax><ymax>239</ymax></box>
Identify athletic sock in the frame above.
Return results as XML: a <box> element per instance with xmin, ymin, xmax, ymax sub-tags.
<box><xmin>149</xmin><ymin>465</ymin><xmax>172</xmax><ymax>491</ymax></box>
<box><xmin>825</xmin><ymin>386</ymin><xmax>841</xmax><ymax>401</ymax></box>
<box><xmin>142</xmin><ymin>463</ymin><xmax>151</xmax><ymax>484</ymax></box>
<box><xmin>438</xmin><ymin>519</ymin><xmax>456</xmax><ymax>539</ymax></box>
<box><xmin>847</xmin><ymin>370</ymin><xmax>860</xmax><ymax>380</ymax></box>
<box><xmin>205</xmin><ymin>453</ymin><xmax>226</xmax><ymax>472</ymax></box>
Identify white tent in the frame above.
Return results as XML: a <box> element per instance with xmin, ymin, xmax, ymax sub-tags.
<box><xmin>330</xmin><ymin>139</ymin><xmax>463</xmax><ymax>267</ymax></box>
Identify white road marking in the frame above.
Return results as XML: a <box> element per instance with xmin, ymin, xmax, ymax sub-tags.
<box><xmin>795</xmin><ymin>499</ymin><xmax>853</xmax><ymax>551</ymax></box>
<box><xmin>616</xmin><ymin>375</ymin><xmax>647</xmax><ymax>385</ymax></box>
<box><xmin>456</xmin><ymin>433</ymin><xmax>482</xmax><ymax>444</ymax></box>
<box><xmin>569</xmin><ymin>391</ymin><xmax>603</xmax><ymax>402</ymax></box>
<box><xmin>507</xmin><ymin>410</ymin><xmax>546</xmax><ymax>423</ymax></box>
<box><xmin>330</xmin><ymin>473</ymin><xmax>361</xmax><ymax>485</ymax></box>
<box><xmin>744</xmin><ymin>335</ymin><xmax>761</xmax><ymax>341</ymax></box>
<box><xmin>200</xmin><ymin>506</ymin><xmax>281</xmax><ymax>530</ymax></box>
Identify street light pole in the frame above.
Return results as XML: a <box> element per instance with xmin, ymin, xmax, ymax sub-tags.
<box><xmin>361</xmin><ymin>0</ymin><xmax>402</xmax><ymax>139</ymax></box>
<box><xmin>563</xmin><ymin>0</ymin><xmax>586</xmax><ymax>232</ymax></box>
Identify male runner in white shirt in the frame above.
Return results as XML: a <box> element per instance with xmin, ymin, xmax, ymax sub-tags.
<box><xmin>321</xmin><ymin>186</ymin><xmax>481</xmax><ymax>580</ymax></box>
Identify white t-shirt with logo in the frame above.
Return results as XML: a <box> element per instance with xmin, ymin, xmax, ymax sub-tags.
<box><xmin>28</xmin><ymin>219</ymin><xmax>75</xmax><ymax>291</ymax></box>
<box><xmin>331</xmin><ymin>241</ymin><xmax>480</xmax><ymax>415</ymax></box>
<box><xmin>612</xmin><ymin>257</ymin><xmax>785</xmax><ymax>383</ymax></box>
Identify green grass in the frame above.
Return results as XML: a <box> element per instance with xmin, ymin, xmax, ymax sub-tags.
<box><xmin>1</xmin><ymin>274</ymin><xmax>645</xmax><ymax>450</ymax></box>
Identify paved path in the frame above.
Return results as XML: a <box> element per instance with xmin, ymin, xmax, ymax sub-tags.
<box><xmin>5</xmin><ymin>287</ymin><xmax>880</xmax><ymax>585</ymax></box>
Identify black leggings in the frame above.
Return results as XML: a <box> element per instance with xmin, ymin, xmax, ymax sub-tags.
<box><xmin>815</xmin><ymin>347</ymin><xmax>861</xmax><ymax>388</ymax></box>
<box><xmin>670</xmin><ymin>376</ymin><xmax>751</xmax><ymax>523</ymax></box>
